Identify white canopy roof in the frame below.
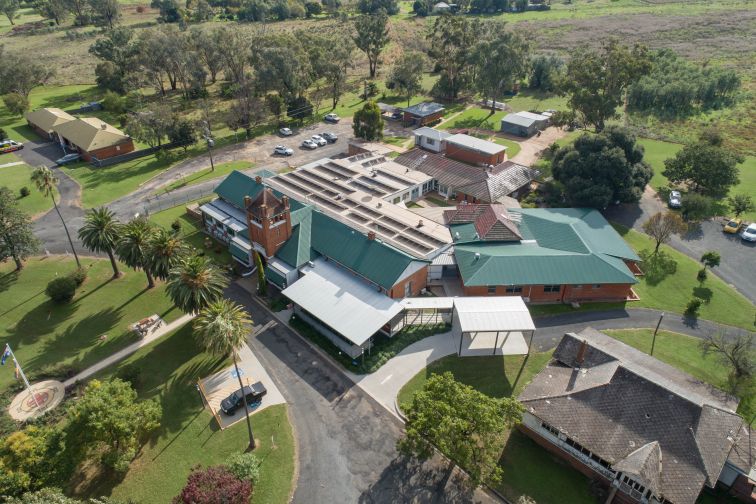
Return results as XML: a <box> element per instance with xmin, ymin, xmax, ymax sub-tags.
<box><xmin>401</xmin><ymin>297</ymin><xmax>455</xmax><ymax>310</ymax></box>
<box><xmin>453</xmin><ymin>297</ymin><xmax>535</xmax><ymax>333</ymax></box>
<box><xmin>282</xmin><ymin>259</ymin><xmax>402</xmax><ymax>346</ymax></box>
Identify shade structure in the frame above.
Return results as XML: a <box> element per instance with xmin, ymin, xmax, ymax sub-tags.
<box><xmin>453</xmin><ymin>296</ymin><xmax>535</xmax><ymax>333</ymax></box>
<box><xmin>281</xmin><ymin>259</ymin><xmax>402</xmax><ymax>346</ymax></box>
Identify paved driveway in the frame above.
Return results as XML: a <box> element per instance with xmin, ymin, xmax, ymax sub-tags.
<box><xmin>225</xmin><ymin>284</ymin><xmax>497</xmax><ymax>504</ymax></box>
<box><xmin>604</xmin><ymin>188</ymin><xmax>756</xmax><ymax>303</ymax></box>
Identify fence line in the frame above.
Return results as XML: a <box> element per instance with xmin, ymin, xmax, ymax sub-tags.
<box><xmin>141</xmin><ymin>187</ymin><xmax>216</xmax><ymax>216</ymax></box>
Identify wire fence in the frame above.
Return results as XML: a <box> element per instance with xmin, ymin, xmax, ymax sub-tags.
<box><xmin>140</xmin><ymin>187</ymin><xmax>217</xmax><ymax>216</ymax></box>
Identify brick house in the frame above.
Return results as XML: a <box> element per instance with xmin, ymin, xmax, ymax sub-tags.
<box><xmin>444</xmin><ymin>133</ymin><xmax>507</xmax><ymax>165</ymax></box>
<box><xmin>401</xmin><ymin>102</ymin><xmax>445</xmax><ymax>126</ymax></box>
<box><xmin>25</xmin><ymin>108</ymin><xmax>75</xmax><ymax>140</ymax></box>
<box><xmin>518</xmin><ymin>328</ymin><xmax>750</xmax><ymax>504</ymax></box>
<box><xmin>447</xmin><ymin>205</ymin><xmax>642</xmax><ymax>303</ymax></box>
<box><xmin>52</xmin><ymin>117</ymin><xmax>134</xmax><ymax>161</ymax></box>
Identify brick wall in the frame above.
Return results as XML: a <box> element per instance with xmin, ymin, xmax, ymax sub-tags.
<box><xmin>28</xmin><ymin>122</ymin><xmax>51</xmax><ymax>140</ymax></box>
<box><xmin>405</xmin><ymin>110</ymin><xmax>444</xmax><ymax>126</ymax></box>
<box><xmin>462</xmin><ymin>283</ymin><xmax>634</xmax><ymax>303</ymax></box>
<box><xmin>445</xmin><ymin>146</ymin><xmax>506</xmax><ymax>166</ymax></box>
<box><xmin>86</xmin><ymin>139</ymin><xmax>135</xmax><ymax>161</ymax></box>
<box><xmin>388</xmin><ymin>265</ymin><xmax>429</xmax><ymax>299</ymax></box>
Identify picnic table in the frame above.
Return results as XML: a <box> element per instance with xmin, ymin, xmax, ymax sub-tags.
<box><xmin>129</xmin><ymin>314</ymin><xmax>163</xmax><ymax>338</ymax></box>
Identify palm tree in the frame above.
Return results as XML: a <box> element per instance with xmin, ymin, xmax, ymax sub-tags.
<box><xmin>166</xmin><ymin>255</ymin><xmax>227</xmax><ymax>314</ymax></box>
<box><xmin>116</xmin><ymin>218</ymin><xmax>156</xmax><ymax>288</ymax></box>
<box><xmin>31</xmin><ymin>166</ymin><xmax>80</xmax><ymax>268</ymax></box>
<box><xmin>145</xmin><ymin>228</ymin><xmax>188</xmax><ymax>281</ymax></box>
<box><xmin>194</xmin><ymin>299</ymin><xmax>256</xmax><ymax>450</ymax></box>
<box><xmin>78</xmin><ymin>207</ymin><xmax>122</xmax><ymax>278</ymax></box>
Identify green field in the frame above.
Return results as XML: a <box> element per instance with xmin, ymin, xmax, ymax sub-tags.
<box><xmin>0</xmin><ymin>256</ymin><xmax>181</xmax><ymax>395</ymax></box>
<box><xmin>158</xmin><ymin>161</ymin><xmax>254</xmax><ymax>194</ymax></box>
<box><xmin>93</xmin><ymin>324</ymin><xmax>295</xmax><ymax>504</ymax></box>
<box><xmin>0</xmin><ymin>155</ymin><xmax>56</xmax><ymax>216</ymax></box>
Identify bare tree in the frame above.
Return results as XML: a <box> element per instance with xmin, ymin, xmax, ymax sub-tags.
<box><xmin>701</xmin><ymin>331</ymin><xmax>754</xmax><ymax>380</ymax></box>
<box><xmin>642</xmin><ymin>212</ymin><xmax>687</xmax><ymax>253</ymax></box>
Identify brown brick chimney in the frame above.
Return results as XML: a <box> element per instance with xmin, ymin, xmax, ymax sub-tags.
<box><xmin>367</xmin><ymin>231</ymin><xmax>376</xmax><ymax>240</ymax></box>
<box><xmin>576</xmin><ymin>339</ymin><xmax>588</xmax><ymax>366</ymax></box>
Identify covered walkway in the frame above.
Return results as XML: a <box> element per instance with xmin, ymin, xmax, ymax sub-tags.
<box><xmin>453</xmin><ymin>297</ymin><xmax>535</xmax><ymax>356</ymax></box>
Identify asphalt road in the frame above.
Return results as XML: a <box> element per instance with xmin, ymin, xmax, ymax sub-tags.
<box><xmin>226</xmin><ymin>284</ymin><xmax>497</xmax><ymax>504</ymax></box>
<box><xmin>603</xmin><ymin>188</ymin><xmax>756</xmax><ymax>304</ymax></box>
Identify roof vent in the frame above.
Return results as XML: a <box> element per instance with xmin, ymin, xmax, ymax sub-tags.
<box><xmin>474</xmin><ymin>252</ymin><xmax>480</xmax><ymax>261</ymax></box>
<box><xmin>416</xmin><ymin>219</ymin><xmax>424</xmax><ymax>228</ymax></box>
<box><xmin>255</xmin><ymin>176</ymin><xmax>262</xmax><ymax>184</ymax></box>
<box><xmin>101</xmin><ymin>123</ymin><xmax>107</xmax><ymax>130</ymax></box>
<box><xmin>376</xmin><ymin>202</ymin><xmax>382</xmax><ymax>208</ymax></box>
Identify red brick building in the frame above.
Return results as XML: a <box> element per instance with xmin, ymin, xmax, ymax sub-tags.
<box><xmin>25</xmin><ymin>108</ymin><xmax>75</xmax><ymax>140</ymax></box>
<box><xmin>52</xmin><ymin>117</ymin><xmax>134</xmax><ymax>161</ymax></box>
<box><xmin>444</xmin><ymin>133</ymin><xmax>507</xmax><ymax>165</ymax></box>
<box><xmin>401</xmin><ymin>102</ymin><xmax>445</xmax><ymax>126</ymax></box>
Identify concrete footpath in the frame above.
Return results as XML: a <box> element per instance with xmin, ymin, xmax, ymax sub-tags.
<box><xmin>63</xmin><ymin>313</ymin><xmax>195</xmax><ymax>387</ymax></box>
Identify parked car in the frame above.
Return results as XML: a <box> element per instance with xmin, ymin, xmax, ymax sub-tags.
<box><xmin>740</xmin><ymin>223</ymin><xmax>756</xmax><ymax>242</ymax></box>
<box><xmin>279</xmin><ymin>127</ymin><xmax>293</xmax><ymax>136</ymax></box>
<box><xmin>391</xmin><ymin>111</ymin><xmax>403</xmax><ymax>120</ymax></box>
<box><xmin>668</xmin><ymin>190</ymin><xmax>682</xmax><ymax>209</ymax></box>
<box><xmin>220</xmin><ymin>382</ymin><xmax>267</xmax><ymax>416</ymax></box>
<box><xmin>301</xmin><ymin>139</ymin><xmax>318</xmax><ymax>149</ymax></box>
<box><xmin>273</xmin><ymin>145</ymin><xmax>294</xmax><ymax>156</ymax></box>
<box><xmin>324</xmin><ymin>113</ymin><xmax>340</xmax><ymax>123</ymax></box>
<box><xmin>724</xmin><ymin>218</ymin><xmax>743</xmax><ymax>234</ymax></box>
<box><xmin>311</xmin><ymin>134</ymin><xmax>327</xmax><ymax>146</ymax></box>
<box><xmin>0</xmin><ymin>139</ymin><xmax>24</xmax><ymax>153</ymax></box>
<box><xmin>55</xmin><ymin>153</ymin><xmax>80</xmax><ymax>165</ymax></box>
<box><xmin>320</xmin><ymin>132</ymin><xmax>338</xmax><ymax>143</ymax></box>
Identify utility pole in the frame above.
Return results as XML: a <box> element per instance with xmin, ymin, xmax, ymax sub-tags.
<box><xmin>203</xmin><ymin>120</ymin><xmax>215</xmax><ymax>172</ymax></box>
<box><xmin>650</xmin><ymin>312</ymin><xmax>664</xmax><ymax>356</ymax></box>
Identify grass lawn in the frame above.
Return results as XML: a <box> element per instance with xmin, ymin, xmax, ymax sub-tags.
<box><xmin>0</xmin><ymin>256</ymin><xmax>181</xmax><ymax>395</ymax></box>
<box><xmin>492</xmin><ymin>136</ymin><xmax>521</xmax><ymax>159</ymax></box>
<box><xmin>617</xmin><ymin>225</ymin><xmax>755</xmax><ymax>330</ymax></box>
<box><xmin>637</xmin><ymin>138</ymin><xmax>683</xmax><ymax>191</ymax></box>
<box><xmin>0</xmin><ymin>154</ymin><xmax>56</xmax><ymax>216</ymax></box>
<box><xmin>603</xmin><ymin>328</ymin><xmax>754</xmax><ymax>424</ymax></box>
<box><xmin>158</xmin><ymin>161</ymin><xmax>254</xmax><ymax>194</ymax></box>
<box><xmin>439</xmin><ymin>107</ymin><xmax>506</xmax><ymax>131</ymax></box>
<box><xmin>148</xmin><ymin>201</ymin><xmax>233</xmax><ymax>267</ymax></box>
<box><xmin>85</xmin><ymin>323</ymin><xmax>295</xmax><ymax>504</ymax></box>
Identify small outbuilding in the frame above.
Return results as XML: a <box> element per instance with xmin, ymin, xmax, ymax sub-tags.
<box><xmin>501</xmin><ymin>111</ymin><xmax>550</xmax><ymax>137</ymax></box>
<box><xmin>413</xmin><ymin>126</ymin><xmax>450</xmax><ymax>153</ymax></box>
<box><xmin>402</xmin><ymin>102</ymin><xmax>446</xmax><ymax>127</ymax></box>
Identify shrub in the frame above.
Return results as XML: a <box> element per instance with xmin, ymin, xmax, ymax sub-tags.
<box><xmin>102</xmin><ymin>91</ymin><xmax>125</xmax><ymax>114</ymax></box>
<box><xmin>2</xmin><ymin>93</ymin><xmax>30</xmax><ymax>117</ymax></box>
<box><xmin>173</xmin><ymin>466</ymin><xmax>251</xmax><ymax>504</ymax></box>
<box><xmin>685</xmin><ymin>297</ymin><xmax>703</xmax><ymax>315</ymax></box>
<box><xmin>697</xmin><ymin>268</ymin><xmax>707</xmax><ymax>284</ymax></box>
<box><xmin>136</xmin><ymin>4</ymin><xmax>145</xmax><ymax>11</ymax></box>
<box><xmin>45</xmin><ymin>276</ymin><xmax>77</xmax><ymax>304</ymax></box>
<box><xmin>226</xmin><ymin>452</ymin><xmax>261</xmax><ymax>483</ymax></box>
<box><xmin>19</xmin><ymin>187</ymin><xmax>30</xmax><ymax>198</ymax></box>
<box><xmin>171</xmin><ymin>219</ymin><xmax>182</xmax><ymax>233</ymax></box>
<box><xmin>0</xmin><ymin>128</ymin><xmax>7</xmax><ymax>140</ymax></box>
<box><xmin>68</xmin><ymin>267</ymin><xmax>88</xmax><ymax>287</ymax></box>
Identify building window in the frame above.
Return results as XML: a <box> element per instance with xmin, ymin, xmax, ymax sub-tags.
<box><xmin>541</xmin><ymin>421</ymin><xmax>560</xmax><ymax>437</ymax></box>
<box><xmin>505</xmin><ymin>286</ymin><xmax>522</xmax><ymax>294</ymax></box>
<box><xmin>487</xmin><ymin>286</ymin><xmax>496</xmax><ymax>295</ymax></box>
<box><xmin>426</xmin><ymin>138</ymin><xmax>435</xmax><ymax>146</ymax></box>
<box><xmin>544</xmin><ymin>285</ymin><xmax>561</xmax><ymax>293</ymax></box>
<box><xmin>574</xmin><ymin>284</ymin><xmax>583</xmax><ymax>289</ymax></box>
<box><xmin>394</xmin><ymin>197</ymin><xmax>400</xmax><ymax>204</ymax></box>
<box><xmin>404</xmin><ymin>281</ymin><xmax>412</xmax><ymax>297</ymax></box>
<box><xmin>592</xmin><ymin>284</ymin><xmax>601</xmax><ymax>289</ymax></box>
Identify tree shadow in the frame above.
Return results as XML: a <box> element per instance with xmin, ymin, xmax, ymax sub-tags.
<box><xmin>7</xmin><ymin>298</ymin><xmax>80</xmax><ymax>344</ymax></box>
<box><xmin>692</xmin><ymin>286</ymin><xmax>713</xmax><ymax>304</ymax></box>
<box><xmin>682</xmin><ymin>221</ymin><xmax>704</xmax><ymax>240</ymax></box>
<box><xmin>638</xmin><ymin>249</ymin><xmax>677</xmax><ymax>286</ymax></box>
<box><xmin>0</xmin><ymin>270</ymin><xmax>20</xmax><ymax>293</ymax></box>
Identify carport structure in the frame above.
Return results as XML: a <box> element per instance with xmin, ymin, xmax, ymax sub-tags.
<box><xmin>452</xmin><ymin>297</ymin><xmax>535</xmax><ymax>356</ymax></box>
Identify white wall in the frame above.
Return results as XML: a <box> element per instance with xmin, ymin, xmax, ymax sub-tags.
<box><xmin>415</xmin><ymin>134</ymin><xmax>444</xmax><ymax>153</ymax></box>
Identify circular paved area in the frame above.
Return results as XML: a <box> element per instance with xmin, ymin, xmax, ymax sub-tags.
<box><xmin>8</xmin><ymin>380</ymin><xmax>65</xmax><ymax>421</ymax></box>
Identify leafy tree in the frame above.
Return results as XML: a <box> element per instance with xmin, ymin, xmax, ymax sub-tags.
<box><xmin>194</xmin><ymin>299</ymin><xmax>255</xmax><ymax>449</ymax></box>
<box><xmin>145</xmin><ymin>228</ymin><xmax>187</xmax><ymax>281</ymax></box>
<box><xmin>0</xmin><ymin>51</ymin><xmax>55</xmax><ymax>98</ymax></box>
<box><xmin>188</xmin><ymin>27</ymin><xmax>224</xmax><ymax>84</ymax></box>
<box><xmin>662</xmin><ymin>134</ymin><xmax>743</xmax><ymax>198</ymax></box>
<box><xmin>66</xmin><ymin>379</ymin><xmax>161</xmax><ymax>472</ymax></box>
<box><xmin>253</xmin><ymin>34</ymin><xmax>313</xmax><ymax>102</ymax></box>
<box><xmin>173</xmin><ymin>466</ymin><xmax>251</xmax><ymax>504</ymax></box>
<box><xmin>89</xmin><ymin>28</ymin><xmax>137</xmax><ymax>92</ymax></box>
<box><xmin>88</xmin><ymin>0</ymin><xmax>120</xmax><ymax>28</ymax></box>
<box><xmin>551</xmin><ymin>127</ymin><xmax>652</xmax><ymax>209</ymax></box>
<box><xmin>728</xmin><ymin>194</ymin><xmax>754</xmax><ymax>218</ymax></box>
<box><xmin>0</xmin><ymin>0</ymin><xmax>19</xmax><ymax>25</ymax></box>
<box><xmin>561</xmin><ymin>40</ymin><xmax>651</xmax><ymax>131</ymax></box>
<box><xmin>0</xmin><ymin>187</ymin><xmax>39</xmax><ymax>271</ymax></box>
<box><xmin>78</xmin><ymin>207</ymin><xmax>122</xmax><ymax>278</ymax></box>
<box><xmin>701</xmin><ymin>331</ymin><xmax>754</xmax><ymax>380</ymax></box>
<box><xmin>226</xmin><ymin>453</ymin><xmax>261</xmax><ymax>483</ymax></box>
<box><xmin>700</xmin><ymin>251</ymin><xmax>720</xmax><ymax>272</ymax></box>
<box><xmin>386</xmin><ymin>51</ymin><xmax>425</xmax><ymax>107</ymax></box>
<box><xmin>529</xmin><ymin>53</ymin><xmax>564</xmax><ymax>92</ymax></box>
<box><xmin>353</xmin><ymin>100</ymin><xmax>383</xmax><ymax>141</ymax></box>
<box><xmin>254</xmin><ymin>251</ymin><xmax>266</xmax><ymax>296</ymax></box>
<box><xmin>45</xmin><ymin>276</ymin><xmax>77</xmax><ymax>304</ymax></box>
<box><xmin>642</xmin><ymin>212</ymin><xmax>686</xmax><ymax>253</ymax></box>
<box><xmin>352</xmin><ymin>11</ymin><xmax>390</xmax><ymax>78</ymax></box>
<box><xmin>214</xmin><ymin>28</ymin><xmax>250</xmax><ymax>87</ymax></box>
<box><xmin>265</xmin><ymin>94</ymin><xmax>285</xmax><ymax>124</ymax></box>
<box><xmin>151</xmin><ymin>0</ymin><xmax>182</xmax><ymax>22</ymax></box>
<box><xmin>125</xmin><ymin>106</ymin><xmax>173</xmax><ymax>148</ymax></box>
<box><xmin>358</xmin><ymin>0</ymin><xmax>397</xmax><ymax>14</ymax></box>
<box><xmin>304</xmin><ymin>0</ymin><xmax>321</xmax><ymax>16</ymax></box>
<box><xmin>680</xmin><ymin>193</ymin><xmax>713</xmax><ymax>222</ymax></box>
<box><xmin>116</xmin><ymin>217</ymin><xmax>156</xmax><ymax>288</ymax></box>
<box><xmin>2</xmin><ymin>93</ymin><xmax>29</xmax><ymax>116</ymax></box>
<box><xmin>0</xmin><ymin>127</ymin><xmax>7</xmax><ymax>140</ymax></box>
<box><xmin>31</xmin><ymin>166</ymin><xmax>81</xmax><ymax>268</ymax></box>
<box><xmin>286</xmin><ymin>95</ymin><xmax>313</xmax><ymax>123</ymax></box>
<box><xmin>167</xmin><ymin>118</ymin><xmax>197</xmax><ymax>152</ymax></box>
<box><xmin>65</xmin><ymin>0</ymin><xmax>90</xmax><ymax>24</ymax></box>
<box><xmin>322</xmin><ymin>0</ymin><xmax>340</xmax><ymax>15</ymax></box>
<box><xmin>471</xmin><ymin>23</ymin><xmax>530</xmax><ymax>113</ymax></box>
<box><xmin>0</xmin><ymin>427</ymin><xmax>46</xmax><ymax>496</ymax></box>
<box><xmin>34</xmin><ymin>0</ymin><xmax>69</xmax><ymax>24</ymax></box>
<box><xmin>427</xmin><ymin>15</ymin><xmax>479</xmax><ymax>100</ymax></box>
<box><xmin>399</xmin><ymin>372</ymin><xmax>523</xmax><ymax>487</ymax></box>
<box><xmin>167</xmin><ymin>255</ymin><xmax>227</xmax><ymax>314</ymax></box>
<box><xmin>411</xmin><ymin>0</ymin><xmax>428</xmax><ymax>15</ymax></box>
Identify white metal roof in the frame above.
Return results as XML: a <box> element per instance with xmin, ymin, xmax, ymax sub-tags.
<box><xmin>445</xmin><ymin>134</ymin><xmax>506</xmax><ymax>156</ymax></box>
<box><xmin>282</xmin><ymin>259</ymin><xmax>402</xmax><ymax>346</ymax></box>
<box><xmin>414</xmin><ymin>127</ymin><xmax>451</xmax><ymax>142</ymax></box>
<box><xmin>401</xmin><ymin>297</ymin><xmax>455</xmax><ymax>310</ymax></box>
<box><xmin>517</xmin><ymin>111</ymin><xmax>550</xmax><ymax>121</ymax></box>
<box><xmin>453</xmin><ymin>296</ymin><xmax>535</xmax><ymax>333</ymax></box>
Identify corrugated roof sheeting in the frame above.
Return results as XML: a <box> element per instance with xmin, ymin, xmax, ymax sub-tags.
<box><xmin>453</xmin><ymin>297</ymin><xmax>535</xmax><ymax>332</ymax></box>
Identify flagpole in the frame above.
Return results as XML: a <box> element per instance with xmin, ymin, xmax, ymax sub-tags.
<box><xmin>3</xmin><ymin>345</ymin><xmax>42</xmax><ymax>409</ymax></box>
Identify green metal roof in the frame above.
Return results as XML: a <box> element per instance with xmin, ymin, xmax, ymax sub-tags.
<box><xmin>450</xmin><ymin>223</ymin><xmax>479</xmax><ymax>243</ymax></box>
<box><xmin>275</xmin><ymin>207</ymin><xmax>318</xmax><ymax>269</ymax></box>
<box><xmin>309</xmin><ymin>211</ymin><xmax>425</xmax><ymax>290</ymax></box>
<box><xmin>214</xmin><ymin>169</ymin><xmax>275</xmax><ymax>209</ymax></box>
<box><xmin>455</xmin><ymin>208</ymin><xmax>639</xmax><ymax>286</ymax></box>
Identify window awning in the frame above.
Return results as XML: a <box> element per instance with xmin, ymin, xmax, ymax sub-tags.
<box><xmin>453</xmin><ymin>297</ymin><xmax>535</xmax><ymax>333</ymax></box>
<box><xmin>282</xmin><ymin>259</ymin><xmax>402</xmax><ymax>346</ymax></box>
